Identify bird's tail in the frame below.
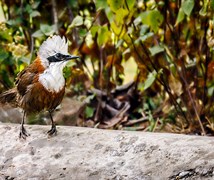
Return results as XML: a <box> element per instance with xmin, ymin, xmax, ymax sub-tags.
<box><xmin>0</xmin><ymin>88</ymin><xmax>17</xmax><ymax>105</ymax></box>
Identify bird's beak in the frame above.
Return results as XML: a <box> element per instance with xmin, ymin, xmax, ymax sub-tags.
<box><xmin>64</xmin><ymin>55</ymin><xmax>80</xmax><ymax>61</ymax></box>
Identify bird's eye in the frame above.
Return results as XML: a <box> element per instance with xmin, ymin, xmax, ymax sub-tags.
<box><xmin>55</xmin><ymin>53</ymin><xmax>60</xmax><ymax>58</ymax></box>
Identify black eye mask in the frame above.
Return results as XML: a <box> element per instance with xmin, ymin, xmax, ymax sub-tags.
<box><xmin>47</xmin><ymin>53</ymin><xmax>79</xmax><ymax>63</ymax></box>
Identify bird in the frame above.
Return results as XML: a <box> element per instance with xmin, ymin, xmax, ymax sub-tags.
<box><xmin>0</xmin><ymin>35</ymin><xmax>79</xmax><ymax>139</ymax></box>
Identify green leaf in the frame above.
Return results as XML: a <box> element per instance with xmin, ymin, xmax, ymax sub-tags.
<box><xmin>6</xmin><ymin>18</ymin><xmax>22</xmax><ymax>26</ymax></box>
<box><xmin>149</xmin><ymin>44</ymin><xmax>164</xmax><ymax>56</ymax></box>
<box><xmin>40</xmin><ymin>24</ymin><xmax>55</xmax><ymax>36</ymax></box>
<box><xmin>181</xmin><ymin>0</ymin><xmax>194</xmax><ymax>16</ymax></box>
<box><xmin>30</xmin><ymin>11</ymin><xmax>41</xmax><ymax>18</ymax></box>
<box><xmin>85</xmin><ymin>106</ymin><xmax>95</xmax><ymax>118</ymax></box>
<box><xmin>111</xmin><ymin>21</ymin><xmax>123</xmax><ymax>35</ymax></box>
<box><xmin>70</xmin><ymin>15</ymin><xmax>84</xmax><ymax>28</ymax></box>
<box><xmin>31</xmin><ymin>1</ymin><xmax>40</xmax><ymax>9</ymax></box>
<box><xmin>199</xmin><ymin>1</ymin><xmax>208</xmax><ymax>16</ymax></box>
<box><xmin>0</xmin><ymin>50</ymin><xmax>9</xmax><ymax>62</ymax></box>
<box><xmin>97</xmin><ymin>26</ymin><xmax>111</xmax><ymax>47</ymax></box>
<box><xmin>107</xmin><ymin>0</ymin><xmax>124</xmax><ymax>12</ymax></box>
<box><xmin>140</xmin><ymin>25</ymin><xmax>149</xmax><ymax>35</ymax></box>
<box><xmin>84</xmin><ymin>18</ymin><xmax>92</xmax><ymax>29</ymax></box>
<box><xmin>140</xmin><ymin>32</ymin><xmax>154</xmax><ymax>42</ymax></box>
<box><xmin>0</xmin><ymin>70</ymin><xmax>13</xmax><ymax>88</ymax></box>
<box><xmin>211</xmin><ymin>0</ymin><xmax>214</xmax><ymax>10</ymax></box>
<box><xmin>141</xmin><ymin>10</ymin><xmax>163</xmax><ymax>33</ymax></box>
<box><xmin>115</xmin><ymin>8</ymin><xmax>129</xmax><ymax>24</ymax></box>
<box><xmin>19</xmin><ymin>57</ymin><xmax>31</xmax><ymax>64</ymax></box>
<box><xmin>79</xmin><ymin>28</ymin><xmax>87</xmax><ymax>37</ymax></box>
<box><xmin>105</xmin><ymin>8</ymin><xmax>114</xmax><ymax>21</ymax></box>
<box><xmin>144</xmin><ymin>71</ymin><xmax>156</xmax><ymax>90</ymax></box>
<box><xmin>208</xmin><ymin>86</ymin><xmax>214</xmax><ymax>97</ymax></box>
<box><xmin>126</xmin><ymin>0</ymin><xmax>135</xmax><ymax>10</ymax></box>
<box><xmin>25</xmin><ymin>4</ymin><xmax>33</xmax><ymax>14</ymax></box>
<box><xmin>175</xmin><ymin>8</ymin><xmax>185</xmax><ymax>25</ymax></box>
<box><xmin>66</xmin><ymin>60</ymin><xmax>76</xmax><ymax>67</ymax></box>
<box><xmin>139</xmin><ymin>70</ymin><xmax>157</xmax><ymax>91</ymax></box>
<box><xmin>63</xmin><ymin>67</ymin><xmax>72</xmax><ymax>79</ymax></box>
<box><xmin>0</xmin><ymin>29</ymin><xmax>13</xmax><ymax>41</ymax></box>
<box><xmin>133</xmin><ymin>16</ymin><xmax>142</xmax><ymax>26</ymax></box>
<box><xmin>91</xmin><ymin>26</ymin><xmax>99</xmax><ymax>37</ymax></box>
<box><xmin>32</xmin><ymin>30</ymin><xmax>44</xmax><ymax>37</ymax></box>
<box><xmin>96</xmin><ymin>0</ymin><xmax>108</xmax><ymax>10</ymax></box>
<box><xmin>84</xmin><ymin>94</ymin><xmax>95</xmax><ymax>104</ymax></box>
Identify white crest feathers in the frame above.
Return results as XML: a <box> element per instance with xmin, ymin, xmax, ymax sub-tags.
<box><xmin>38</xmin><ymin>35</ymin><xmax>68</xmax><ymax>60</ymax></box>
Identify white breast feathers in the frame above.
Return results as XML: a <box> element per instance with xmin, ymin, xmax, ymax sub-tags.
<box><xmin>39</xmin><ymin>62</ymin><xmax>66</xmax><ymax>93</ymax></box>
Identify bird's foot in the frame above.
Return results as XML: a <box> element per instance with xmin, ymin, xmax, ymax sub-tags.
<box><xmin>19</xmin><ymin>126</ymin><xmax>30</xmax><ymax>139</ymax></box>
<box><xmin>47</xmin><ymin>125</ymin><xmax>57</xmax><ymax>136</ymax></box>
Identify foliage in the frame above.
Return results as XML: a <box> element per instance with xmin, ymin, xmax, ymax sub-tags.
<box><xmin>0</xmin><ymin>0</ymin><xmax>214</xmax><ymax>135</ymax></box>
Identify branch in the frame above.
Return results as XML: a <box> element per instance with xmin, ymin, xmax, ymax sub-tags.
<box><xmin>51</xmin><ymin>0</ymin><xmax>58</xmax><ymax>34</ymax></box>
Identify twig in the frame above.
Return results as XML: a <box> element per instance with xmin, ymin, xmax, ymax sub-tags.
<box><xmin>165</xmin><ymin>9</ymin><xmax>206</xmax><ymax>135</ymax></box>
<box><xmin>67</xmin><ymin>5</ymin><xmax>79</xmax><ymax>44</ymax></box>
<box><xmin>128</xmin><ymin>33</ymin><xmax>188</xmax><ymax>123</ymax></box>
<box><xmin>124</xmin><ymin>116</ymin><xmax>149</xmax><ymax>126</ymax></box>
<box><xmin>152</xmin><ymin>118</ymin><xmax>160</xmax><ymax>132</ymax></box>
<box><xmin>29</xmin><ymin>34</ymin><xmax>34</xmax><ymax>62</ymax></box>
<box><xmin>164</xmin><ymin>6</ymin><xmax>205</xmax><ymax>134</ymax></box>
<box><xmin>201</xmin><ymin>18</ymin><xmax>210</xmax><ymax>114</ymax></box>
<box><xmin>181</xmin><ymin>72</ymin><xmax>206</xmax><ymax>135</ymax></box>
<box><xmin>51</xmin><ymin>0</ymin><xmax>58</xmax><ymax>34</ymax></box>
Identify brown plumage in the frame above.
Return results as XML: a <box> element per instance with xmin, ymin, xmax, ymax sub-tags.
<box><xmin>0</xmin><ymin>36</ymin><xmax>79</xmax><ymax>139</ymax></box>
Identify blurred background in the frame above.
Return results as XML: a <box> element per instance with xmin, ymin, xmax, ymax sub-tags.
<box><xmin>0</xmin><ymin>0</ymin><xmax>213</xmax><ymax>135</ymax></box>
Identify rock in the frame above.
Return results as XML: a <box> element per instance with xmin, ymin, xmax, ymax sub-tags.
<box><xmin>0</xmin><ymin>123</ymin><xmax>214</xmax><ymax>179</ymax></box>
<box><xmin>53</xmin><ymin>97</ymin><xmax>85</xmax><ymax>126</ymax></box>
<box><xmin>0</xmin><ymin>104</ymin><xmax>22</xmax><ymax>124</ymax></box>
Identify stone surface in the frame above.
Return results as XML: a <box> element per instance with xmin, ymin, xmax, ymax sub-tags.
<box><xmin>53</xmin><ymin>97</ymin><xmax>85</xmax><ymax>126</ymax></box>
<box><xmin>0</xmin><ymin>104</ymin><xmax>22</xmax><ymax>124</ymax></box>
<box><xmin>0</xmin><ymin>123</ymin><xmax>214</xmax><ymax>180</ymax></box>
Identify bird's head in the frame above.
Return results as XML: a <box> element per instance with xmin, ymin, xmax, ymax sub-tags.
<box><xmin>38</xmin><ymin>35</ymin><xmax>79</xmax><ymax>68</ymax></box>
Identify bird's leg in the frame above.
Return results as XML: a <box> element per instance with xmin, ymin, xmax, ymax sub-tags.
<box><xmin>47</xmin><ymin>110</ymin><xmax>57</xmax><ymax>136</ymax></box>
<box><xmin>19</xmin><ymin>111</ymin><xmax>30</xmax><ymax>139</ymax></box>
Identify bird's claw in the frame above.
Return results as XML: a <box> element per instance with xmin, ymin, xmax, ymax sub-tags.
<box><xmin>47</xmin><ymin>125</ymin><xmax>57</xmax><ymax>136</ymax></box>
<box><xmin>19</xmin><ymin>126</ymin><xmax>30</xmax><ymax>139</ymax></box>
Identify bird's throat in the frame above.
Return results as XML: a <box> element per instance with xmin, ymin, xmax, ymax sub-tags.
<box><xmin>38</xmin><ymin>63</ymin><xmax>65</xmax><ymax>93</ymax></box>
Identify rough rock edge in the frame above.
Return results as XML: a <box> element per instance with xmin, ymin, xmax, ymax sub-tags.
<box><xmin>0</xmin><ymin>123</ymin><xmax>213</xmax><ymax>180</ymax></box>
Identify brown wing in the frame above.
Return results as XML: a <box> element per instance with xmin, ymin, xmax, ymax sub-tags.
<box><xmin>20</xmin><ymin>81</ymin><xmax>65</xmax><ymax>113</ymax></box>
<box><xmin>15</xmin><ymin>65</ymin><xmax>37</xmax><ymax>96</ymax></box>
